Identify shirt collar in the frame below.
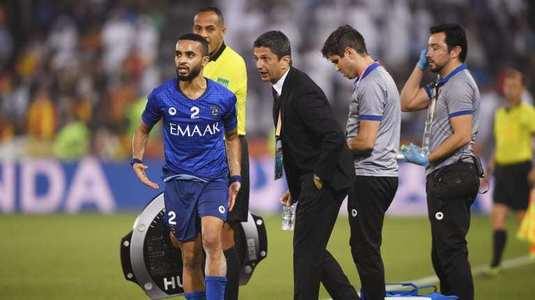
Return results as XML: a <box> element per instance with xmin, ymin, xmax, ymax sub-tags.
<box><xmin>437</xmin><ymin>63</ymin><xmax>467</xmax><ymax>87</ymax></box>
<box><xmin>354</xmin><ymin>61</ymin><xmax>380</xmax><ymax>87</ymax></box>
<box><xmin>210</xmin><ymin>43</ymin><xmax>226</xmax><ymax>61</ymax></box>
<box><xmin>272</xmin><ymin>68</ymin><xmax>290</xmax><ymax>96</ymax></box>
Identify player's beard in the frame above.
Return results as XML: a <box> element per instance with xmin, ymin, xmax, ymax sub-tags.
<box><xmin>430</xmin><ymin>61</ymin><xmax>445</xmax><ymax>74</ymax></box>
<box><xmin>177</xmin><ymin>65</ymin><xmax>202</xmax><ymax>82</ymax></box>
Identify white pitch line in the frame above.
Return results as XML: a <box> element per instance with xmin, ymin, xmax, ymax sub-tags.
<box><xmin>412</xmin><ymin>255</ymin><xmax>535</xmax><ymax>286</ymax></box>
<box><xmin>321</xmin><ymin>256</ymin><xmax>534</xmax><ymax>300</ymax></box>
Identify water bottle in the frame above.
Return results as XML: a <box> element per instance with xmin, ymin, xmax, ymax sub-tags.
<box><xmin>281</xmin><ymin>202</ymin><xmax>297</xmax><ymax>231</ymax></box>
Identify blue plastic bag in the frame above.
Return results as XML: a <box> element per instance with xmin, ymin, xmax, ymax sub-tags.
<box><xmin>360</xmin><ymin>282</ymin><xmax>459</xmax><ymax>299</ymax></box>
<box><xmin>384</xmin><ymin>283</ymin><xmax>458</xmax><ymax>299</ymax></box>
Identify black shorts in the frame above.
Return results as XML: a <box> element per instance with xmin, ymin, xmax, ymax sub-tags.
<box><xmin>227</xmin><ymin>135</ymin><xmax>250</xmax><ymax>223</ymax></box>
<box><xmin>493</xmin><ymin>161</ymin><xmax>531</xmax><ymax>211</ymax></box>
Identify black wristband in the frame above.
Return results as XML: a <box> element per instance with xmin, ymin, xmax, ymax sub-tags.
<box><xmin>130</xmin><ymin>158</ymin><xmax>143</xmax><ymax>167</ymax></box>
<box><xmin>229</xmin><ymin>175</ymin><xmax>241</xmax><ymax>184</ymax></box>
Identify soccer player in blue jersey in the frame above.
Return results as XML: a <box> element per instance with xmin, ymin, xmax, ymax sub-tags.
<box><xmin>131</xmin><ymin>33</ymin><xmax>241</xmax><ymax>300</ymax></box>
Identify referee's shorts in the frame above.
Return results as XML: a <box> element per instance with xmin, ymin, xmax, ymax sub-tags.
<box><xmin>493</xmin><ymin>160</ymin><xmax>532</xmax><ymax>211</ymax></box>
<box><xmin>227</xmin><ymin>135</ymin><xmax>250</xmax><ymax>223</ymax></box>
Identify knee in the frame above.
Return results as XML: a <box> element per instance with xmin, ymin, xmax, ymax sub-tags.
<box><xmin>182</xmin><ymin>250</ymin><xmax>203</xmax><ymax>271</ymax></box>
<box><xmin>434</xmin><ymin>240</ymin><xmax>468</xmax><ymax>264</ymax></box>
<box><xmin>202</xmin><ymin>231</ymin><xmax>222</xmax><ymax>253</ymax></box>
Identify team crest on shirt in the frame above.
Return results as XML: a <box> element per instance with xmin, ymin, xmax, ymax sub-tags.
<box><xmin>210</xmin><ymin>105</ymin><xmax>221</xmax><ymax>116</ymax></box>
<box><xmin>168</xmin><ymin>107</ymin><xmax>177</xmax><ymax>116</ymax></box>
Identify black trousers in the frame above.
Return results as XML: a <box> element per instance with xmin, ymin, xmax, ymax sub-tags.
<box><xmin>293</xmin><ymin>174</ymin><xmax>358</xmax><ymax>300</ymax></box>
<box><xmin>426</xmin><ymin>162</ymin><xmax>479</xmax><ymax>300</ymax></box>
<box><xmin>348</xmin><ymin>176</ymin><xmax>398</xmax><ymax>300</ymax></box>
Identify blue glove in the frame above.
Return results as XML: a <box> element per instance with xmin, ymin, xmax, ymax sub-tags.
<box><xmin>416</xmin><ymin>48</ymin><xmax>428</xmax><ymax>70</ymax></box>
<box><xmin>400</xmin><ymin>143</ymin><xmax>429</xmax><ymax>166</ymax></box>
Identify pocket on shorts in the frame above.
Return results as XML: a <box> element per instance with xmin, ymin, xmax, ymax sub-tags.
<box><xmin>431</xmin><ymin>164</ymin><xmax>479</xmax><ymax>201</ymax></box>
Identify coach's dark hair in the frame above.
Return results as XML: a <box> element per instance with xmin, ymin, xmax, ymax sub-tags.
<box><xmin>321</xmin><ymin>25</ymin><xmax>368</xmax><ymax>58</ymax></box>
<box><xmin>197</xmin><ymin>6</ymin><xmax>224</xmax><ymax>25</ymax></box>
<box><xmin>253</xmin><ymin>31</ymin><xmax>292</xmax><ymax>60</ymax></box>
<box><xmin>177</xmin><ymin>33</ymin><xmax>209</xmax><ymax>56</ymax></box>
<box><xmin>430</xmin><ymin>23</ymin><xmax>467</xmax><ymax>62</ymax></box>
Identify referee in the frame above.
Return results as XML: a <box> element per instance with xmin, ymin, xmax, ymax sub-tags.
<box><xmin>193</xmin><ymin>7</ymin><xmax>249</xmax><ymax>300</ymax></box>
<box><xmin>401</xmin><ymin>24</ymin><xmax>480</xmax><ymax>300</ymax></box>
<box><xmin>322</xmin><ymin>25</ymin><xmax>400</xmax><ymax>300</ymax></box>
<box><xmin>485</xmin><ymin>69</ymin><xmax>535</xmax><ymax>273</ymax></box>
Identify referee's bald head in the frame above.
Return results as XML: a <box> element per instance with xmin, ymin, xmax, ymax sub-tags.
<box><xmin>196</xmin><ymin>6</ymin><xmax>224</xmax><ymax>26</ymax></box>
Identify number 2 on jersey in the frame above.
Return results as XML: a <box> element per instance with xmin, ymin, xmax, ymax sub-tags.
<box><xmin>190</xmin><ymin>106</ymin><xmax>200</xmax><ymax>119</ymax></box>
<box><xmin>168</xmin><ymin>211</ymin><xmax>176</xmax><ymax>225</ymax></box>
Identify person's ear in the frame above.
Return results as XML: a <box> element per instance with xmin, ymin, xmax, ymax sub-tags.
<box><xmin>344</xmin><ymin>47</ymin><xmax>354</xmax><ymax>58</ymax></box>
<box><xmin>281</xmin><ymin>55</ymin><xmax>291</xmax><ymax>67</ymax></box>
<box><xmin>202</xmin><ymin>55</ymin><xmax>210</xmax><ymax>66</ymax></box>
<box><xmin>450</xmin><ymin>45</ymin><xmax>462</xmax><ymax>60</ymax></box>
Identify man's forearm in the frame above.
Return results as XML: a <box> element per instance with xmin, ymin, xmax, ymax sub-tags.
<box><xmin>225</xmin><ymin>133</ymin><xmax>241</xmax><ymax>176</ymax></box>
<box><xmin>132</xmin><ymin>125</ymin><xmax>150</xmax><ymax>160</ymax></box>
<box><xmin>400</xmin><ymin>67</ymin><xmax>424</xmax><ymax>111</ymax></box>
<box><xmin>429</xmin><ymin>133</ymin><xmax>471</xmax><ymax>162</ymax></box>
<box><xmin>347</xmin><ymin>135</ymin><xmax>373</xmax><ymax>152</ymax></box>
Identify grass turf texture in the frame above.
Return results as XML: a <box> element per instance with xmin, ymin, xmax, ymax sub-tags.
<box><xmin>1</xmin><ymin>214</ymin><xmax>532</xmax><ymax>299</ymax></box>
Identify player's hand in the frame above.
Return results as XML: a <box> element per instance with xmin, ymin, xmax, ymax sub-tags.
<box><xmin>416</xmin><ymin>48</ymin><xmax>429</xmax><ymax>70</ymax></box>
<box><xmin>132</xmin><ymin>163</ymin><xmax>160</xmax><ymax>189</ymax></box>
<box><xmin>280</xmin><ymin>191</ymin><xmax>292</xmax><ymax>206</ymax></box>
<box><xmin>400</xmin><ymin>143</ymin><xmax>429</xmax><ymax>166</ymax></box>
<box><xmin>528</xmin><ymin>167</ymin><xmax>535</xmax><ymax>187</ymax></box>
<box><xmin>228</xmin><ymin>181</ymin><xmax>241</xmax><ymax>211</ymax></box>
<box><xmin>313</xmin><ymin>174</ymin><xmax>323</xmax><ymax>190</ymax></box>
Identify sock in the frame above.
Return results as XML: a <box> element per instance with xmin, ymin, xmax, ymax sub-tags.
<box><xmin>205</xmin><ymin>276</ymin><xmax>227</xmax><ymax>300</ymax></box>
<box><xmin>185</xmin><ymin>291</ymin><xmax>206</xmax><ymax>300</ymax></box>
<box><xmin>224</xmin><ymin>247</ymin><xmax>240</xmax><ymax>300</ymax></box>
<box><xmin>491</xmin><ymin>230</ymin><xmax>507</xmax><ymax>267</ymax></box>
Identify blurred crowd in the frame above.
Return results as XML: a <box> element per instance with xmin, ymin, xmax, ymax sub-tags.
<box><xmin>0</xmin><ymin>0</ymin><xmax>534</xmax><ymax>161</ymax></box>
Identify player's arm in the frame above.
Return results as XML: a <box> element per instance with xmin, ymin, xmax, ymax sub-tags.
<box><xmin>429</xmin><ymin>78</ymin><xmax>476</xmax><ymax>163</ymax></box>
<box><xmin>428</xmin><ymin>114</ymin><xmax>473</xmax><ymax>163</ymax></box>
<box><xmin>131</xmin><ymin>121</ymin><xmax>159</xmax><ymax>189</ymax></box>
<box><xmin>132</xmin><ymin>92</ymin><xmax>161</xmax><ymax>190</ymax></box>
<box><xmin>225</xmin><ymin>129</ymin><xmax>241</xmax><ymax>177</ymax></box>
<box><xmin>348</xmin><ymin>81</ymin><xmax>384</xmax><ymax>155</ymax></box>
<box><xmin>348</xmin><ymin>120</ymin><xmax>380</xmax><ymax>155</ymax></box>
<box><xmin>400</xmin><ymin>67</ymin><xmax>430</xmax><ymax>112</ymax></box>
<box><xmin>401</xmin><ymin>49</ymin><xmax>430</xmax><ymax>112</ymax></box>
<box><xmin>225</xmin><ymin>128</ymin><xmax>241</xmax><ymax>211</ymax></box>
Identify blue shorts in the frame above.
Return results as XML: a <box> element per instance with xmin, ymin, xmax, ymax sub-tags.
<box><xmin>164</xmin><ymin>178</ymin><xmax>228</xmax><ymax>242</ymax></box>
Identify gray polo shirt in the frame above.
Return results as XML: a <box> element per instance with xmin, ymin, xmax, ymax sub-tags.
<box><xmin>425</xmin><ymin>64</ymin><xmax>480</xmax><ymax>175</ymax></box>
<box><xmin>347</xmin><ymin>63</ymin><xmax>401</xmax><ymax>177</ymax></box>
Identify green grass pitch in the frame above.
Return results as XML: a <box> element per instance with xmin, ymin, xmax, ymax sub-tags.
<box><xmin>0</xmin><ymin>214</ymin><xmax>533</xmax><ymax>299</ymax></box>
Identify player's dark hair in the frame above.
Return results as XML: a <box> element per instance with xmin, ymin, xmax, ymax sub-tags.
<box><xmin>253</xmin><ymin>31</ymin><xmax>292</xmax><ymax>60</ymax></box>
<box><xmin>197</xmin><ymin>6</ymin><xmax>224</xmax><ymax>25</ymax></box>
<box><xmin>430</xmin><ymin>23</ymin><xmax>467</xmax><ymax>62</ymax></box>
<box><xmin>177</xmin><ymin>33</ymin><xmax>209</xmax><ymax>56</ymax></box>
<box><xmin>321</xmin><ymin>25</ymin><xmax>368</xmax><ymax>58</ymax></box>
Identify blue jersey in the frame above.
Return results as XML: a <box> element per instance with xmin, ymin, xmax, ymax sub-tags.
<box><xmin>142</xmin><ymin>78</ymin><xmax>237</xmax><ymax>180</ymax></box>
